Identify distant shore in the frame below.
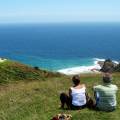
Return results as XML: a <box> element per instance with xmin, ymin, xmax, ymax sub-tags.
<box><xmin>0</xmin><ymin>58</ymin><xmax>7</xmax><ymax>63</ymax></box>
<box><xmin>58</xmin><ymin>59</ymin><xmax>119</xmax><ymax>75</ymax></box>
<box><xmin>58</xmin><ymin>60</ymin><xmax>102</xmax><ymax>75</ymax></box>
<box><xmin>0</xmin><ymin>57</ymin><xmax>119</xmax><ymax>75</ymax></box>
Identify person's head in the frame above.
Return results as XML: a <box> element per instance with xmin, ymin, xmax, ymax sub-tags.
<box><xmin>102</xmin><ymin>73</ymin><xmax>112</xmax><ymax>84</ymax></box>
<box><xmin>72</xmin><ymin>75</ymin><xmax>80</xmax><ymax>86</ymax></box>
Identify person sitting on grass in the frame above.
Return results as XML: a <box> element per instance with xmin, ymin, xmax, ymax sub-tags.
<box><xmin>93</xmin><ymin>73</ymin><xmax>118</xmax><ymax>111</ymax></box>
<box><xmin>60</xmin><ymin>75</ymin><xmax>89</xmax><ymax>110</ymax></box>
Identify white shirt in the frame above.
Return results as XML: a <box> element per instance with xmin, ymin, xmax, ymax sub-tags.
<box><xmin>71</xmin><ymin>87</ymin><xmax>86</xmax><ymax>106</ymax></box>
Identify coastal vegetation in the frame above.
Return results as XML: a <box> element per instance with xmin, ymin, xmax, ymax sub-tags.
<box><xmin>0</xmin><ymin>60</ymin><xmax>120</xmax><ymax>120</ymax></box>
<box><xmin>0</xmin><ymin>60</ymin><xmax>61</xmax><ymax>84</ymax></box>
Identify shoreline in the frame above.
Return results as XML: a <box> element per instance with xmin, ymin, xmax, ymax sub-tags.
<box><xmin>57</xmin><ymin>66</ymin><xmax>101</xmax><ymax>75</ymax></box>
<box><xmin>0</xmin><ymin>57</ymin><xmax>119</xmax><ymax>75</ymax></box>
<box><xmin>57</xmin><ymin>58</ymin><xmax>119</xmax><ymax>75</ymax></box>
<box><xmin>57</xmin><ymin>60</ymin><xmax>102</xmax><ymax>75</ymax></box>
<box><xmin>0</xmin><ymin>58</ymin><xmax>7</xmax><ymax>63</ymax></box>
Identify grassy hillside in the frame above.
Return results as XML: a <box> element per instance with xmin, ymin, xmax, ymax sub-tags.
<box><xmin>0</xmin><ymin>60</ymin><xmax>120</xmax><ymax>120</ymax></box>
<box><xmin>0</xmin><ymin>60</ymin><xmax>61</xmax><ymax>84</ymax></box>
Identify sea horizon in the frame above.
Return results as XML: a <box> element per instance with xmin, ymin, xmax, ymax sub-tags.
<box><xmin>0</xmin><ymin>23</ymin><xmax>120</xmax><ymax>74</ymax></box>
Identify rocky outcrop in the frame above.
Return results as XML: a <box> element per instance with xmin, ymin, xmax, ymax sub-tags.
<box><xmin>100</xmin><ymin>59</ymin><xmax>120</xmax><ymax>73</ymax></box>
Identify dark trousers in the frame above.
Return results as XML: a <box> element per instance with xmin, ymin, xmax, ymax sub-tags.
<box><xmin>60</xmin><ymin>93</ymin><xmax>71</xmax><ymax>109</ymax></box>
<box><xmin>60</xmin><ymin>93</ymin><xmax>93</xmax><ymax>110</ymax></box>
<box><xmin>60</xmin><ymin>93</ymin><xmax>116</xmax><ymax>111</ymax></box>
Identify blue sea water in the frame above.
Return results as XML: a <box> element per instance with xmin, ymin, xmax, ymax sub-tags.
<box><xmin>0</xmin><ymin>23</ymin><xmax>120</xmax><ymax>72</ymax></box>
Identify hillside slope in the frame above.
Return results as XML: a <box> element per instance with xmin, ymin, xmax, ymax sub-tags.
<box><xmin>0</xmin><ymin>60</ymin><xmax>61</xmax><ymax>83</ymax></box>
<box><xmin>0</xmin><ymin>60</ymin><xmax>120</xmax><ymax>120</ymax></box>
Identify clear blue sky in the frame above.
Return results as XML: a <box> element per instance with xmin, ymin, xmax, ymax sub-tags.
<box><xmin>0</xmin><ymin>0</ymin><xmax>120</xmax><ymax>23</ymax></box>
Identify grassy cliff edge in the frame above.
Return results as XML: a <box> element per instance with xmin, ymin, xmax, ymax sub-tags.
<box><xmin>0</xmin><ymin>60</ymin><xmax>120</xmax><ymax>120</ymax></box>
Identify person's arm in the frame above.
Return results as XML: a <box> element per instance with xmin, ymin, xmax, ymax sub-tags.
<box><xmin>69</xmin><ymin>88</ymin><xmax>72</xmax><ymax>97</ymax></box>
<box><xmin>93</xmin><ymin>86</ymin><xmax>96</xmax><ymax>98</ymax></box>
<box><xmin>114</xmin><ymin>85</ymin><xmax>118</xmax><ymax>93</ymax></box>
<box><xmin>93</xmin><ymin>86</ymin><xmax>100</xmax><ymax>105</ymax></box>
<box><xmin>83</xmin><ymin>84</ymin><xmax>90</xmax><ymax>101</ymax></box>
<box><xmin>68</xmin><ymin>88</ymin><xmax>72</xmax><ymax>104</ymax></box>
<box><xmin>94</xmin><ymin>91</ymin><xmax>97</xmax><ymax>99</ymax></box>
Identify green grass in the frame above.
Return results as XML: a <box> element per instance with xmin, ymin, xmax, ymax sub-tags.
<box><xmin>0</xmin><ymin>60</ymin><xmax>61</xmax><ymax>84</ymax></box>
<box><xmin>0</xmin><ymin>60</ymin><xmax>120</xmax><ymax>120</ymax></box>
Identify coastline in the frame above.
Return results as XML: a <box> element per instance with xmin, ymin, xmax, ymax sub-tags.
<box><xmin>57</xmin><ymin>58</ymin><xmax>119</xmax><ymax>75</ymax></box>
<box><xmin>0</xmin><ymin>58</ymin><xmax>7</xmax><ymax>63</ymax></box>
<box><xmin>57</xmin><ymin>61</ymin><xmax>101</xmax><ymax>75</ymax></box>
<box><xmin>0</xmin><ymin>57</ymin><xmax>119</xmax><ymax>75</ymax></box>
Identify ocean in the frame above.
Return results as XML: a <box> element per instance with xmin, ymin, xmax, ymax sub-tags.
<box><xmin>0</xmin><ymin>23</ymin><xmax>120</xmax><ymax>75</ymax></box>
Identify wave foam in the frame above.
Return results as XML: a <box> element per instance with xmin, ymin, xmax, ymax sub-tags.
<box><xmin>0</xmin><ymin>58</ymin><xmax>7</xmax><ymax>62</ymax></box>
<box><xmin>58</xmin><ymin>58</ymin><xmax>104</xmax><ymax>75</ymax></box>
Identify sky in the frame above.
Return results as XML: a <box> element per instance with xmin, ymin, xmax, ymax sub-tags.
<box><xmin>0</xmin><ymin>0</ymin><xmax>120</xmax><ymax>23</ymax></box>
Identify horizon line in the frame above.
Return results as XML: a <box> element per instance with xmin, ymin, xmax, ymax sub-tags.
<box><xmin>0</xmin><ymin>21</ymin><xmax>120</xmax><ymax>25</ymax></box>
